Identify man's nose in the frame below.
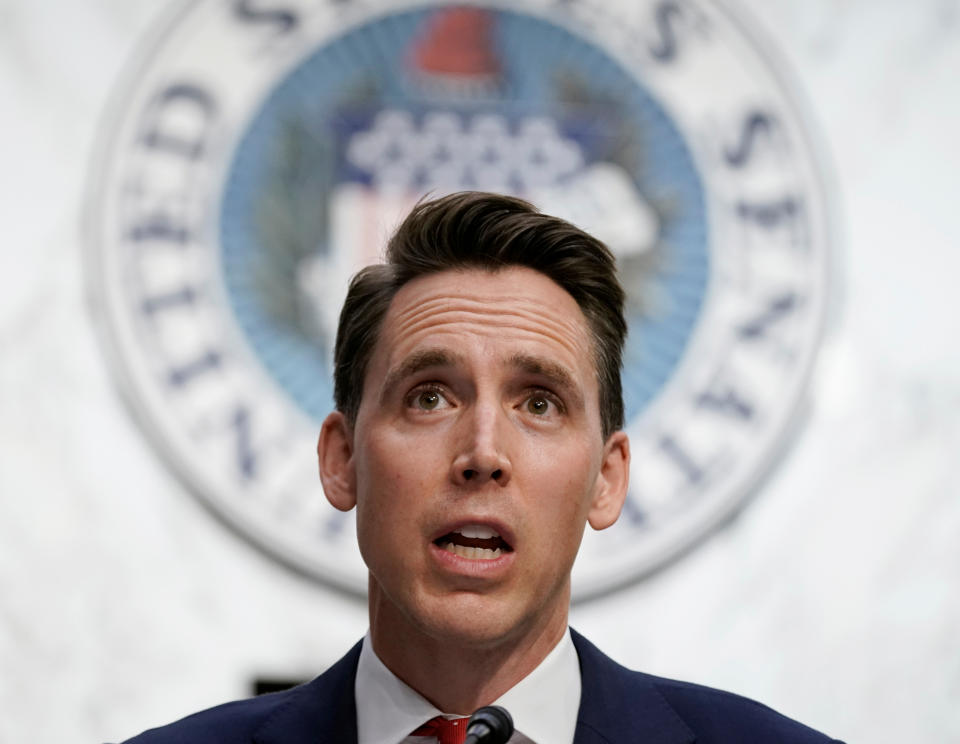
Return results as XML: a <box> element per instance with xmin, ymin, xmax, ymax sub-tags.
<box><xmin>449</xmin><ymin>402</ymin><xmax>512</xmax><ymax>487</ymax></box>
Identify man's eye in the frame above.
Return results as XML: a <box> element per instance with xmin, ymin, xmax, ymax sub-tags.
<box><xmin>412</xmin><ymin>389</ymin><xmax>446</xmax><ymax>410</ymax></box>
<box><xmin>526</xmin><ymin>395</ymin><xmax>552</xmax><ymax>415</ymax></box>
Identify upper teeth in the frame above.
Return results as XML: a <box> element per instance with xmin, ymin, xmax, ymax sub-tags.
<box><xmin>454</xmin><ymin>525</ymin><xmax>499</xmax><ymax>539</ymax></box>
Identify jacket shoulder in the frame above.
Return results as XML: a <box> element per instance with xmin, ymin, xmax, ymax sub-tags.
<box><xmin>648</xmin><ymin>674</ymin><xmax>843</xmax><ymax>744</ymax></box>
<box><xmin>118</xmin><ymin>641</ymin><xmax>362</xmax><ymax>744</ymax></box>
<box><xmin>570</xmin><ymin>629</ymin><xmax>843</xmax><ymax>744</ymax></box>
<box><xmin>120</xmin><ymin>687</ymin><xmax>298</xmax><ymax>743</ymax></box>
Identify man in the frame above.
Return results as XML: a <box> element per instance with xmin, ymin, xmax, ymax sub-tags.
<box><xmin>122</xmin><ymin>192</ymin><xmax>842</xmax><ymax>743</ymax></box>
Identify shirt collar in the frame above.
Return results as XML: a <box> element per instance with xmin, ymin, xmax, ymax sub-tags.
<box><xmin>355</xmin><ymin>629</ymin><xmax>581</xmax><ymax>744</ymax></box>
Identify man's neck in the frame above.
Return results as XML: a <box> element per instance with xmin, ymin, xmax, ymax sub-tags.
<box><xmin>368</xmin><ymin>592</ymin><xmax>570</xmax><ymax>713</ymax></box>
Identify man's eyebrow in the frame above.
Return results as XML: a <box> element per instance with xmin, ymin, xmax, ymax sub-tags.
<box><xmin>508</xmin><ymin>353</ymin><xmax>583</xmax><ymax>403</ymax></box>
<box><xmin>379</xmin><ymin>348</ymin><xmax>462</xmax><ymax>402</ymax></box>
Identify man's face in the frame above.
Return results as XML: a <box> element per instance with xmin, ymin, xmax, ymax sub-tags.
<box><xmin>320</xmin><ymin>267</ymin><xmax>628</xmax><ymax>649</ymax></box>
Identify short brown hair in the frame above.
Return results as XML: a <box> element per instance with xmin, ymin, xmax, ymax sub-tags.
<box><xmin>333</xmin><ymin>192</ymin><xmax>627</xmax><ymax>437</ymax></box>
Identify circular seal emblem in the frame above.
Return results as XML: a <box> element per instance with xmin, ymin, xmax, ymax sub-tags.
<box><xmin>86</xmin><ymin>0</ymin><xmax>831</xmax><ymax>600</ymax></box>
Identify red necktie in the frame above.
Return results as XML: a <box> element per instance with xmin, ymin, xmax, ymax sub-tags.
<box><xmin>410</xmin><ymin>715</ymin><xmax>470</xmax><ymax>744</ymax></box>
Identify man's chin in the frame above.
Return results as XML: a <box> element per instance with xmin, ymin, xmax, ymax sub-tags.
<box><xmin>408</xmin><ymin>589</ymin><xmax>505</xmax><ymax>638</ymax></box>
<box><xmin>413</xmin><ymin>586</ymin><xmax>569</xmax><ymax>653</ymax></box>
<box><xmin>370</xmin><ymin>569</ymin><xmax>570</xmax><ymax>652</ymax></box>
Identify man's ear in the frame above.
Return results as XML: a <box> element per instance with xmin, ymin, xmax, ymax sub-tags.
<box><xmin>587</xmin><ymin>431</ymin><xmax>630</xmax><ymax>530</ymax></box>
<box><xmin>317</xmin><ymin>411</ymin><xmax>357</xmax><ymax>512</ymax></box>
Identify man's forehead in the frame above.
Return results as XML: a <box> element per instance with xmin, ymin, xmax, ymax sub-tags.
<box><xmin>365</xmin><ymin>267</ymin><xmax>596</xmax><ymax>386</ymax></box>
<box><xmin>380</xmin><ymin>267</ymin><xmax>590</xmax><ymax>350</ymax></box>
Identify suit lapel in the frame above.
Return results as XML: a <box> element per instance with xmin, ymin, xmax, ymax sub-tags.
<box><xmin>571</xmin><ymin>630</ymin><xmax>695</xmax><ymax>744</ymax></box>
<box><xmin>249</xmin><ymin>632</ymin><xmax>693</xmax><ymax>744</ymax></box>
<box><xmin>253</xmin><ymin>641</ymin><xmax>361</xmax><ymax>744</ymax></box>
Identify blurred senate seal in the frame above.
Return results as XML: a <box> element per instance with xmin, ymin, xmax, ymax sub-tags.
<box><xmin>86</xmin><ymin>0</ymin><xmax>832</xmax><ymax>599</ymax></box>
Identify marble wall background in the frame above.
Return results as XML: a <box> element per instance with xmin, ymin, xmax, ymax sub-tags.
<box><xmin>1</xmin><ymin>1</ymin><xmax>958</xmax><ymax>742</ymax></box>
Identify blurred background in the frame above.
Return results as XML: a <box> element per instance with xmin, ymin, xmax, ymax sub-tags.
<box><xmin>1</xmin><ymin>1</ymin><xmax>959</xmax><ymax>742</ymax></box>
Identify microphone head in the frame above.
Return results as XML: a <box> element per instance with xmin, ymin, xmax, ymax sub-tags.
<box><xmin>466</xmin><ymin>705</ymin><xmax>514</xmax><ymax>744</ymax></box>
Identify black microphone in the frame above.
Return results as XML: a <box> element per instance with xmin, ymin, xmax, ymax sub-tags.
<box><xmin>464</xmin><ymin>705</ymin><xmax>514</xmax><ymax>744</ymax></box>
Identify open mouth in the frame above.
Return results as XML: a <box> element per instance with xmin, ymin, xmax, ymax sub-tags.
<box><xmin>434</xmin><ymin>525</ymin><xmax>513</xmax><ymax>560</ymax></box>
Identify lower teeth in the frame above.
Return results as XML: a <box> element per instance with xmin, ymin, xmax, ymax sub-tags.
<box><xmin>442</xmin><ymin>543</ymin><xmax>502</xmax><ymax>560</ymax></box>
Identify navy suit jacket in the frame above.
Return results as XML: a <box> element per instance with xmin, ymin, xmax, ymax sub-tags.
<box><xmin>122</xmin><ymin>630</ymin><xmax>842</xmax><ymax>743</ymax></box>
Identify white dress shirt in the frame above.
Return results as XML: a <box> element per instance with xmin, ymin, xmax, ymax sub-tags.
<box><xmin>354</xmin><ymin>628</ymin><xmax>581</xmax><ymax>744</ymax></box>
